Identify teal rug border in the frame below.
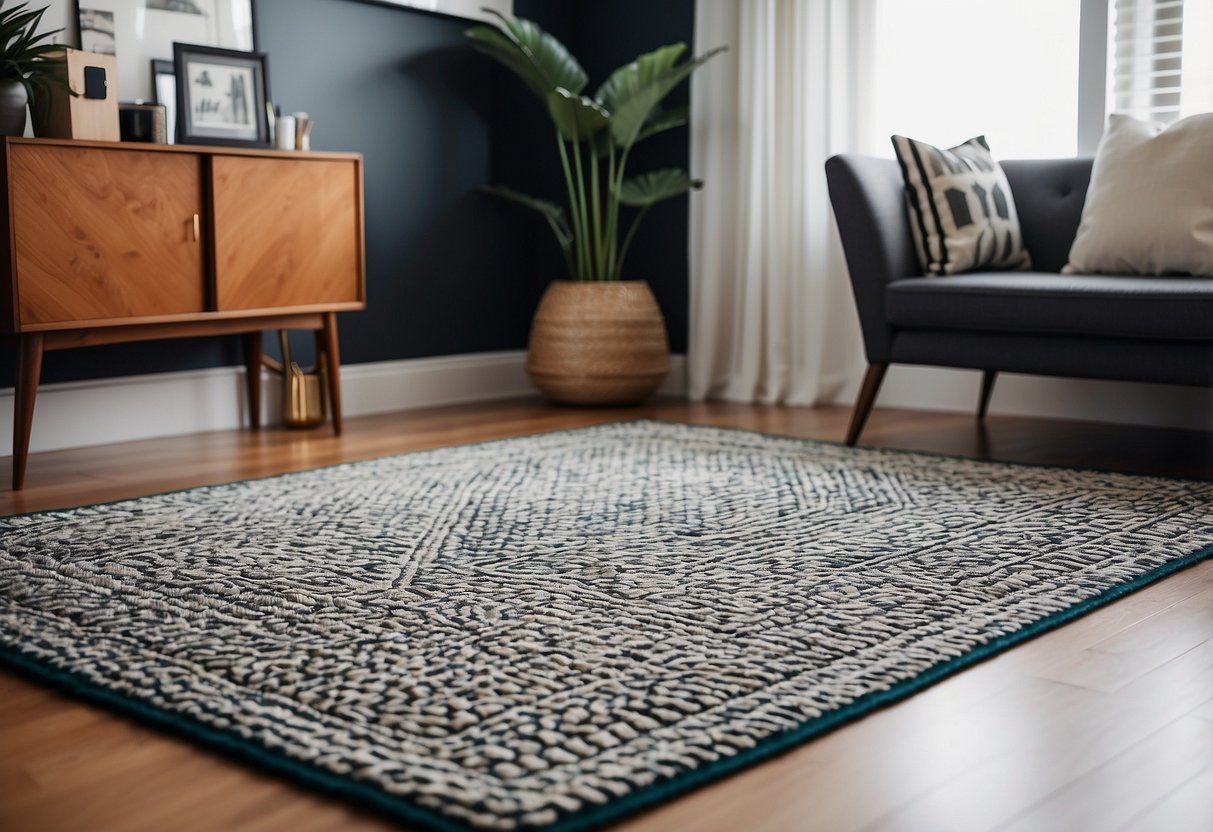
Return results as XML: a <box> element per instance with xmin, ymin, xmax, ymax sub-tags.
<box><xmin>2</xmin><ymin>422</ymin><xmax>1211</xmax><ymax>831</ymax></box>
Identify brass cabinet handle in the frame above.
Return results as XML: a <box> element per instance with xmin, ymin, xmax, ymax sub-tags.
<box><xmin>192</xmin><ymin>213</ymin><xmax>200</xmax><ymax>242</ymax></box>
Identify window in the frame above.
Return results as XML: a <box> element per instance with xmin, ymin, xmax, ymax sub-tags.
<box><xmin>1111</xmin><ymin>0</ymin><xmax>1213</xmax><ymax>123</ymax></box>
<box><xmin>866</xmin><ymin>0</ymin><xmax>1082</xmax><ymax>158</ymax></box>
<box><xmin>866</xmin><ymin>0</ymin><xmax>1213</xmax><ymax>161</ymax></box>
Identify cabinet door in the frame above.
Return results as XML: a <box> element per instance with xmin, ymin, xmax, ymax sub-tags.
<box><xmin>211</xmin><ymin>156</ymin><xmax>362</xmax><ymax>311</ymax></box>
<box><xmin>10</xmin><ymin>145</ymin><xmax>205</xmax><ymax>326</ymax></box>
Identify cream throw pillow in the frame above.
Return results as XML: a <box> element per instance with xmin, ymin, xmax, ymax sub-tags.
<box><xmin>1064</xmin><ymin>113</ymin><xmax>1213</xmax><ymax>276</ymax></box>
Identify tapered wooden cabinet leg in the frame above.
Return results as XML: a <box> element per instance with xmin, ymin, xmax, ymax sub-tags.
<box><xmin>845</xmin><ymin>363</ymin><xmax>888</xmax><ymax>447</ymax></box>
<box><xmin>978</xmin><ymin>369</ymin><xmax>998</xmax><ymax>420</ymax></box>
<box><xmin>12</xmin><ymin>334</ymin><xmax>44</xmax><ymax>490</ymax></box>
<box><xmin>242</xmin><ymin>331</ymin><xmax>263</xmax><ymax>429</ymax></box>
<box><xmin>318</xmin><ymin>312</ymin><xmax>343</xmax><ymax>436</ymax></box>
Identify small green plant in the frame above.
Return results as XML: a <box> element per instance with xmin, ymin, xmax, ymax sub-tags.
<box><xmin>467</xmin><ymin>11</ymin><xmax>723</xmax><ymax>281</ymax></box>
<box><xmin>0</xmin><ymin>2</ymin><xmax>69</xmax><ymax>106</ymax></box>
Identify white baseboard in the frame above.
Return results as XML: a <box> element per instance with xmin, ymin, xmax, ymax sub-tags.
<box><xmin>0</xmin><ymin>350</ymin><xmax>690</xmax><ymax>456</ymax></box>
<box><xmin>835</xmin><ymin>365</ymin><xmax>1213</xmax><ymax>433</ymax></box>
<box><xmin>2</xmin><ymin>347</ymin><xmax>1202</xmax><ymax>455</ymax></box>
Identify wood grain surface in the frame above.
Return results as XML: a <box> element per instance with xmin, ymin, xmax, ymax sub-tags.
<box><xmin>1</xmin><ymin>399</ymin><xmax>1211</xmax><ymax>832</ymax></box>
<box><xmin>211</xmin><ymin>156</ymin><xmax>362</xmax><ymax>311</ymax></box>
<box><xmin>10</xmin><ymin>145</ymin><xmax>205</xmax><ymax>325</ymax></box>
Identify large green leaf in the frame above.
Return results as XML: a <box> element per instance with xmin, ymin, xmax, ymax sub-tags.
<box><xmin>465</xmin><ymin>27</ymin><xmax>551</xmax><ymax>102</ymax></box>
<box><xmin>589</xmin><ymin>44</ymin><xmax>685</xmax><ymax>158</ymax></box>
<box><xmin>595</xmin><ymin>43</ymin><xmax>686</xmax><ymax>114</ymax></box>
<box><xmin>466</xmin><ymin>11</ymin><xmax>587</xmax><ymax>103</ymax></box>
<box><xmin>618</xmin><ymin>168</ymin><xmax>701</xmax><ymax>207</ymax></box>
<box><xmin>590</xmin><ymin>104</ymin><xmax>689</xmax><ymax>158</ymax></box>
<box><xmin>547</xmin><ymin>87</ymin><xmax>609</xmax><ymax>141</ymax></box>
<box><xmin>600</xmin><ymin>45</ymin><xmax>726</xmax><ymax>152</ymax></box>
<box><xmin>637</xmin><ymin>105</ymin><xmax>689</xmax><ymax>142</ymax></box>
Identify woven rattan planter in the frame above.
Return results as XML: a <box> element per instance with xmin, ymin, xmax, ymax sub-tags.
<box><xmin>527</xmin><ymin>280</ymin><xmax>670</xmax><ymax>405</ymax></box>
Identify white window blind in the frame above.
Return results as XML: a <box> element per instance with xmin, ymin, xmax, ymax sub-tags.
<box><xmin>1112</xmin><ymin>0</ymin><xmax>1213</xmax><ymax>123</ymax></box>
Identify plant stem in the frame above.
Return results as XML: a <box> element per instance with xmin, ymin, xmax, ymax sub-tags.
<box><xmin>555</xmin><ymin>129</ymin><xmax>584</xmax><ymax>279</ymax></box>
<box><xmin>570</xmin><ymin>137</ymin><xmax>593</xmax><ymax>279</ymax></box>
<box><xmin>606</xmin><ymin>143</ymin><xmax>617</xmax><ymax>279</ymax></box>
<box><xmin>590</xmin><ymin>144</ymin><xmax>603</xmax><ymax>280</ymax></box>
<box><xmin>610</xmin><ymin>146</ymin><xmax>632</xmax><ymax>278</ymax></box>
<box><xmin>618</xmin><ymin>205</ymin><xmax>650</xmax><ymax>277</ymax></box>
<box><xmin>544</xmin><ymin>216</ymin><xmax>575</xmax><ymax>277</ymax></box>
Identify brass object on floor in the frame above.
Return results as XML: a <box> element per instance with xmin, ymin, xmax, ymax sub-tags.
<box><xmin>278</xmin><ymin>331</ymin><xmax>326</xmax><ymax>428</ymax></box>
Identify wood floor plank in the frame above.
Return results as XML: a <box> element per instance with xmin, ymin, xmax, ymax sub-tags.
<box><xmin>862</xmin><ymin>638</ymin><xmax>1213</xmax><ymax>832</ymax></box>
<box><xmin>997</xmin><ymin>715</ymin><xmax>1213</xmax><ymax>832</ymax></box>
<box><xmin>1192</xmin><ymin>698</ymin><xmax>1213</xmax><ymax>723</ymax></box>
<box><xmin>1120</xmin><ymin>764</ymin><xmax>1213</xmax><ymax>832</ymax></box>
<box><xmin>1029</xmin><ymin>585</ymin><xmax>1213</xmax><ymax>692</ymax></box>
<box><xmin>1</xmin><ymin>397</ymin><xmax>1211</xmax><ymax>831</ymax></box>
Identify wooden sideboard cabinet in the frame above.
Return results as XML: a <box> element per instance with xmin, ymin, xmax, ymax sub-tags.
<box><xmin>1</xmin><ymin>138</ymin><xmax>366</xmax><ymax>489</ymax></box>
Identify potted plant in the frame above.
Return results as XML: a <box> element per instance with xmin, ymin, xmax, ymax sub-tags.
<box><xmin>0</xmin><ymin>3</ymin><xmax>68</xmax><ymax>137</ymax></box>
<box><xmin>467</xmin><ymin>12</ymin><xmax>723</xmax><ymax>404</ymax></box>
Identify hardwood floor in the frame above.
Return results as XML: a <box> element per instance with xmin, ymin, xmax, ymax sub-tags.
<box><xmin>1</xmin><ymin>398</ymin><xmax>1211</xmax><ymax>832</ymax></box>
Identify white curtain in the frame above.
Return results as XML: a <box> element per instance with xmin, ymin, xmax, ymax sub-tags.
<box><xmin>689</xmin><ymin>0</ymin><xmax>872</xmax><ymax>405</ymax></box>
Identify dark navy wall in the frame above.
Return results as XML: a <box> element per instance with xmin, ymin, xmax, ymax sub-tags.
<box><xmin>256</xmin><ymin>0</ymin><xmax>547</xmax><ymax>368</ymax></box>
<box><xmin>0</xmin><ymin>0</ymin><xmax>695</xmax><ymax>386</ymax></box>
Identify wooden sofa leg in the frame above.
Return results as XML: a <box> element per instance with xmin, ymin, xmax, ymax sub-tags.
<box><xmin>977</xmin><ymin>370</ymin><xmax>998</xmax><ymax>420</ymax></box>
<box><xmin>845</xmin><ymin>363</ymin><xmax>888</xmax><ymax>447</ymax></box>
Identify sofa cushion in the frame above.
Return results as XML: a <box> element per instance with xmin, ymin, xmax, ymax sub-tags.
<box><xmin>885</xmin><ymin>272</ymin><xmax>1213</xmax><ymax>341</ymax></box>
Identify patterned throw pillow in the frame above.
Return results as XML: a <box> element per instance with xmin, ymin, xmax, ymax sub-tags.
<box><xmin>892</xmin><ymin>134</ymin><xmax>1032</xmax><ymax>276</ymax></box>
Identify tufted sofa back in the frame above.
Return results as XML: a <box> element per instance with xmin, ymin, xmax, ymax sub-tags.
<box><xmin>1000</xmin><ymin>158</ymin><xmax>1094</xmax><ymax>273</ymax></box>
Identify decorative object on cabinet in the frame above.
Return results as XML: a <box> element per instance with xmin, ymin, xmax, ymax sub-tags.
<box><xmin>151</xmin><ymin>58</ymin><xmax>176</xmax><ymax>142</ymax></box>
<box><xmin>31</xmin><ymin>48</ymin><xmax>119</xmax><ymax>141</ymax></box>
<box><xmin>74</xmin><ymin>0</ymin><xmax>255</xmax><ymax>101</ymax></box>
<box><xmin>466</xmin><ymin>12</ymin><xmax>723</xmax><ymax>404</ymax></box>
<box><xmin>0</xmin><ymin>137</ymin><xmax>366</xmax><ymax>489</ymax></box>
<box><xmin>0</xmin><ymin>2</ymin><xmax>72</xmax><ymax>137</ymax></box>
<box><xmin>118</xmin><ymin>101</ymin><xmax>167</xmax><ymax>142</ymax></box>
<box><xmin>173</xmin><ymin>42</ymin><xmax>269</xmax><ymax>147</ymax></box>
<box><xmin>292</xmin><ymin>112</ymin><xmax>313</xmax><ymax>151</ymax></box>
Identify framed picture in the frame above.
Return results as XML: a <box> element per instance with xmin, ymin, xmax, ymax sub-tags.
<box><xmin>151</xmin><ymin>59</ymin><xmax>177</xmax><ymax>143</ymax></box>
<box><xmin>376</xmin><ymin>0</ymin><xmax>511</xmax><ymax>22</ymax></box>
<box><xmin>75</xmin><ymin>1</ymin><xmax>255</xmax><ymax>101</ymax></box>
<box><xmin>174</xmin><ymin>43</ymin><xmax>270</xmax><ymax>147</ymax></box>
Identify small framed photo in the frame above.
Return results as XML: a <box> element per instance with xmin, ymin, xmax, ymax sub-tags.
<box><xmin>173</xmin><ymin>42</ymin><xmax>270</xmax><ymax>147</ymax></box>
<box><xmin>151</xmin><ymin>59</ymin><xmax>177</xmax><ymax>144</ymax></box>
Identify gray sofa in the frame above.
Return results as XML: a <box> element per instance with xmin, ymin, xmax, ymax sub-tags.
<box><xmin>824</xmin><ymin>154</ymin><xmax>1213</xmax><ymax>445</ymax></box>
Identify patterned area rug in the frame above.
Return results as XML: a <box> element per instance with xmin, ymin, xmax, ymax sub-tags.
<box><xmin>2</xmin><ymin>421</ymin><xmax>1211</xmax><ymax>831</ymax></box>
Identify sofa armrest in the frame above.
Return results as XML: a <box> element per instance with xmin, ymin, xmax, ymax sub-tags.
<box><xmin>825</xmin><ymin>154</ymin><xmax>920</xmax><ymax>364</ymax></box>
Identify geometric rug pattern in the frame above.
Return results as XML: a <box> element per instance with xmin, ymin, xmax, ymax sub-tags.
<box><xmin>2</xmin><ymin>421</ymin><xmax>1211</xmax><ymax>830</ymax></box>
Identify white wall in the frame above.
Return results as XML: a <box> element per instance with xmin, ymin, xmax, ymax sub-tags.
<box><xmin>37</xmin><ymin>1</ymin><xmax>76</xmax><ymax>44</ymax></box>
